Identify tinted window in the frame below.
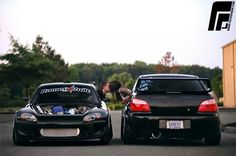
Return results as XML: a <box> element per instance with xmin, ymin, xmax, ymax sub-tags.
<box><xmin>35</xmin><ymin>85</ymin><xmax>99</xmax><ymax>104</ymax></box>
<box><xmin>136</xmin><ymin>79</ymin><xmax>206</xmax><ymax>92</ymax></box>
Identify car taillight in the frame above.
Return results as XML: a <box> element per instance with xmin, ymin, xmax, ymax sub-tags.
<box><xmin>130</xmin><ymin>98</ymin><xmax>151</xmax><ymax>112</ymax></box>
<box><xmin>198</xmin><ymin>99</ymin><xmax>218</xmax><ymax>113</ymax></box>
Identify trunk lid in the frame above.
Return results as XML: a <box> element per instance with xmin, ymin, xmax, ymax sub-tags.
<box><xmin>134</xmin><ymin>93</ymin><xmax>211</xmax><ymax>116</ymax></box>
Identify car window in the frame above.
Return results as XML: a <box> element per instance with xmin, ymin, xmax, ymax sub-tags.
<box><xmin>136</xmin><ymin>79</ymin><xmax>206</xmax><ymax>92</ymax></box>
<box><xmin>35</xmin><ymin>85</ymin><xmax>99</xmax><ymax>104</ymax></box>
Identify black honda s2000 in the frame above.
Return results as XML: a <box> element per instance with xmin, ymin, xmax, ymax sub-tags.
<box><xmin>121</xmin><ymin>74</ymin><xmax>221</xmax><ymax>145</ymax></box>
<box><xmin>13</xmin><ymin>83</ymin><xmax>112</xmax><ymax>145</ymax></box>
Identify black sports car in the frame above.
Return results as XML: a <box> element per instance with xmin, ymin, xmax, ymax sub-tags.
<box><xmin>121</xmin><ymin>74</ymin><xmax>221</xmax><ymax>145</ymax></box>
<box><xmin>13</xmin><ymin>83</ymin><xmax>112</xmax><ymax>145</ymax></box>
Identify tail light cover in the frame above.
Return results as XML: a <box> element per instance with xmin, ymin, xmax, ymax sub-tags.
<box><xmin>198</xmin><ymin>99</ymin><xmax>218</xmax><ymax>113</ymax></box>
<box><xmin>130</xmin><ymin>98</ymin><xmax>151</xmax><ymax>112</ymax></box>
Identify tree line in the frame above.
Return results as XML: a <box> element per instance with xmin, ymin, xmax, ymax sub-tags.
<box><xmin>0</xmin><ymin>36</ymin><xmax>222</xmax><ymax>107</ymax></box>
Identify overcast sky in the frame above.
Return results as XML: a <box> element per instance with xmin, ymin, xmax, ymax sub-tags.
<box><xmin>0</xmin><ymin>0</ymin><xmax>236</xmax><ymax>68</ymax></box>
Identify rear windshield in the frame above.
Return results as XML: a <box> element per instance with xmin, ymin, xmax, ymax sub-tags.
<box><xmin>34</xmin><ymin>85</ymin><xmax>99</xmax><ymax>104</ymax></box>
<box><xmin>136</xmin><ymin>79</ymin><xmax>206</xmax><ymax>93</ymax></box>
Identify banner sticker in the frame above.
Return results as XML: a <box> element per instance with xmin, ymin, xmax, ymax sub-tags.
<box><xmin>40</xmin><ymin>86</ymin><xmax>91</xmax><ymax>94</ymax></box>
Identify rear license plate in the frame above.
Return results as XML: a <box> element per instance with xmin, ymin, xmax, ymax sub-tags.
<box><xmin>40</xmin><ymin>128</ymin><xmax>80</xmax><ymax>137</ymax></box>
<box><xmin>166</xmin><ymin>120</ymin><xmax>184</xmax><ymax>129</ymax></box>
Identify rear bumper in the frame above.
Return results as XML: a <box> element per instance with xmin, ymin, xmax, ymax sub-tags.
<box><xmin>125</xmin><ymin>114</ymin><xmax>221</xmax><ymax>139</ymax></box>
<box><xmin>14</xmin><ymin>120</ymin><xmax>109</xmax><ymax>142</ymax></box>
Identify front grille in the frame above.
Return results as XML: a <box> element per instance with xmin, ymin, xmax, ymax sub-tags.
<box><xmin>40</xmin><ymin>128</ymin><xmax>80</xmax><ymax>137</ymax></box>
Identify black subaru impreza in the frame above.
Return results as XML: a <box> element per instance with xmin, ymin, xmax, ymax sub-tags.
<box><xmin>13</xmin><ymin>82</ymin><xmax>112</xmax><ymax>145</ymax></box>
<box><xmin>121</xmin><ymin>74</ymin><xmax>221</xmax><ymax>145</ymax></box>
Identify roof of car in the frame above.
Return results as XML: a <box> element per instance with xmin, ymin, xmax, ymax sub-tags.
<box><xmin>138</xmin><ymin>74</ymin><xmax>199</xmax><ymax>79</ymax></box>
<box><xmin>38</xmin><ymin>82</ymin><xmax>96</xmax><ymax>88</ymax></box>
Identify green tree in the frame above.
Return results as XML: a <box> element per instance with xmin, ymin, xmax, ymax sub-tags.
<box><xmin>108</xmin><ymin>72</ymin><xmax>135</xmax><ymax>89</ymax></box>
<box><xmin>178</xmin><ymin>65</ymin><xmax>213</xmax><ymax>79</ymax></box>
<box><xmin>0</xmin><ymin>35</ymin><xmax>69</xmax><ymax>100</ymax></box>
<box><xmin>0</xmin><ymin>35</ymin><xmax>54</xmax><ymax>97</ymax></box>
<box><xmin>211</xmin><ymin>67</ymin><xmax>223</xmax><ymax>99</ymax></box>
<box><xmin>130</xmin><ymin>61</ymin><xmax>148</xmax><ymax>78</ymax></box>
<box><xmin>68</xmin><ymin>63</ymin><xmax>108</xmax><ymax>88</ymax></box>
<box><xmin>211</xmin><ymin>75</ymin><xmax>223</xmax><ymax>98</ymax></box>
<box><xmin>178</xmin><ymin>65</ymin><xmax>223</xmax><ymax>98</ymax></box>
<box><xmin>0</xmin><ymin>83</ymin><xmax>11</xmax><ymax>107</ymax></box>
<box><xmin>32</xmin><ymin>35</ymin><xmax>69</xmax><ymax>82</ymax></box>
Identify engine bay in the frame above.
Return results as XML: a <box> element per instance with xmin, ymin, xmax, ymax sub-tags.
<box><xmin>35</xmin><ymin>104</ymin><xmax>92</xmax><ymax>115</ymax></box>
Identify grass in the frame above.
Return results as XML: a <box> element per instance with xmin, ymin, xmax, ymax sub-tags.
<box><xmin>0</xmin><ymin>107</ymin><xmax>21</xmax><ymax>113</ymax></box>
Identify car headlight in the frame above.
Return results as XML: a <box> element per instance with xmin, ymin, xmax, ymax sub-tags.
<box><xmin>83</xmin><ymin>113</ymin><xmax>102</xmax><ymax>122</ymax></box>
<box><xmin>17</xmin><ymin>113</ymin><xmax>37</xmax><ymax>122</ymax></box>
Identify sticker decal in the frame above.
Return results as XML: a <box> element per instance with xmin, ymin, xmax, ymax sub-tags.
<box><xmin>40</xmin><ymin>86</ymin><xmax>91</xmax><ymax>94</ymax></box>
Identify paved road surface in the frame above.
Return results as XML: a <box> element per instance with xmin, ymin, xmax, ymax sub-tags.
<box><xmin>0</xmin><ymin>111</ymin><xmax>236</xmax><ymax>156</ymax></box>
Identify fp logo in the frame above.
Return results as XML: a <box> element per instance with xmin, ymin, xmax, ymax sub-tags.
<box><xmin>208</xmin><ymin>1</ymin><xmax>235</xmax><ymax>31</ymax></box>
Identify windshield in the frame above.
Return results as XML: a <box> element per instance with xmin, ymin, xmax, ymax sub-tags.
<box><xmin>136</xmin><ymin>79</ymin><xmax>206</xmax><ymax>93</ymax></box>
<box><xmin>34</xmin><ymin>85</ymin><xmax>99</xmax><ymax>104</ymax></box>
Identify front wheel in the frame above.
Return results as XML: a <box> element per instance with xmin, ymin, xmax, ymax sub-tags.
<box><xmin>13</xmin><ymin>128</ymin><xmax>28</xmax><ymax>145</ymax></box>
<box><xmin>99</xmin><ymin>124</ymin><xmax>112</xmax><ymax>145</ymax></box>
<box><xmin>121</xmin><ymin>115</ymin><xmax>124</xmax><ymax>139</ymax></box>
<box><xmin>204</xmin><ymin>133</ymin><xmax>221</xmax><ymax>145</ymax></box>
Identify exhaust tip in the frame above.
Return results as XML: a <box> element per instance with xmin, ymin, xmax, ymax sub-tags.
<box><xmin>151</xmin><ymin>132</ymin><xmax>161</xmax><ymax>139</ymax></box>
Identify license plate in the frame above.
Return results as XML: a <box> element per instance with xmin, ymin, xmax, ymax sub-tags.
<box><xmin>166</xmin><ymin>120</ymin><xmax>184</xmax><ymax>129</ymax></box>
<box><xmin>40</xmin><ymin>128</ymin><xmax>80</xmax><ymax>137</ymax></box>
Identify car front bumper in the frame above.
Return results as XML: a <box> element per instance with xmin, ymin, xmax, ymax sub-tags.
<box><xmin>14</xmin><ymin>119</ymin><xmax>109</xmax><ymax>142</ymax></box>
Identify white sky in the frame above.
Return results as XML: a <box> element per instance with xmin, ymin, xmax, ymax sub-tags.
<box><xmin>0</xmin><ymin>0</ymin><xmax>236</xmax><ymax>68</ymax></box>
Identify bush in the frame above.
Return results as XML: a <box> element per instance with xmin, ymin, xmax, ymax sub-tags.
<box><xmin>217</xmin><ymin>101</ymin><xmax>224</xmax><ymax>107</ymax></box>
<box><xmin>107</xmin><ymin>102</ymin><xmax>125</xmax><ymax>110</ymax></box>
<box><xmin>0</xmin><ymin>97</ymin><xmax>25</xmax><ymax>108</ymax></box>
<box><xmin>0</xmin><ymin>107</ymin><xmax>22</xmax><ymax>113</ymax></box>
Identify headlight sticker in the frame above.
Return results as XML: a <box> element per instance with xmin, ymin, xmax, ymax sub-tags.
<box><xmin>83</xmin><ymin>113</ymin><xmax>102</xmax><ymax>122</ymax></box>
<box><xmin>18</xmin><ymin>113</ymin><xmax>37</xmax><ymax>122</ymax></box>
<box><xmin>40</xmin><ymin>86</ymin><xmax>91</xmax><ymax>94</ymax></box>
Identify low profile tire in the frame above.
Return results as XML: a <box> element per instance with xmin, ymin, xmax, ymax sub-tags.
<box><xmin>100</xmin><ymin>138</ymin><xmax>109</xmax><ymax>145</ymax></box>
<box><xmin>123</xmin><ymin>133</ymin><xmax>134</xmax><ymax>144</ymax></box>
<box><xmin>13</xmin><ymin>128</ymin><xmax>28</xmax><ymax>145</ymax></box>
<box><xmin>204</xmin><ymin>133</ymin><xmax>221</xmax><ymax>145</ymax></box>
<box><xmin>121</xmin><ymin>116</ymin><xmax>124</xmax><ymax>139</ymax></box>
<box><xmin>99</xmin><ymin>126</ymin><xmax>111</xmax><ymax>145</ymax></box>
<box><xmin>121</xmin><ymin>117</ymin><xmax>134</xmax><ymax>144</ymax></box>
<box><xmin>109</xmin><ymin>121</ymin><xmax>113</xmax><ymax>140</ymax></box>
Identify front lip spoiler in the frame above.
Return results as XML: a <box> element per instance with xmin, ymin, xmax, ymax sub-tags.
<box><xmin>14</xmin><ymin>120</ymin><xmax>109</xmax><ymax>142</ymax></box>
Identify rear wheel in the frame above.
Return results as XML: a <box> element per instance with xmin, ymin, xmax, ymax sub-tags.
<box><xmin>123</xmin><ymin>133</ymin><xmax>134</xmax><ymax>144</ymax></box>
<box><xmin>121</xmin><ymin>116</ymin><xmax>134</xmax><ymax>144</ymax></box>
<box><xmin>204</xmin><ymin>133</ymin><xmax>221</xmax><ymax>145</ymax></box>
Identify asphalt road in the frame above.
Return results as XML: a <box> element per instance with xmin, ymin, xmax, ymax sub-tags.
<box><xmin>1</xmin><ymin>111</ymin><xmax>236</xmax><ymax>156</ymax></box>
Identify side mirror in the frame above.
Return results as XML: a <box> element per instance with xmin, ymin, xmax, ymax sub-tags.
<box><xmin>22</xmin><ymin>97</ymin><xmax>30</xmax><ymax>102</ymax></box>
